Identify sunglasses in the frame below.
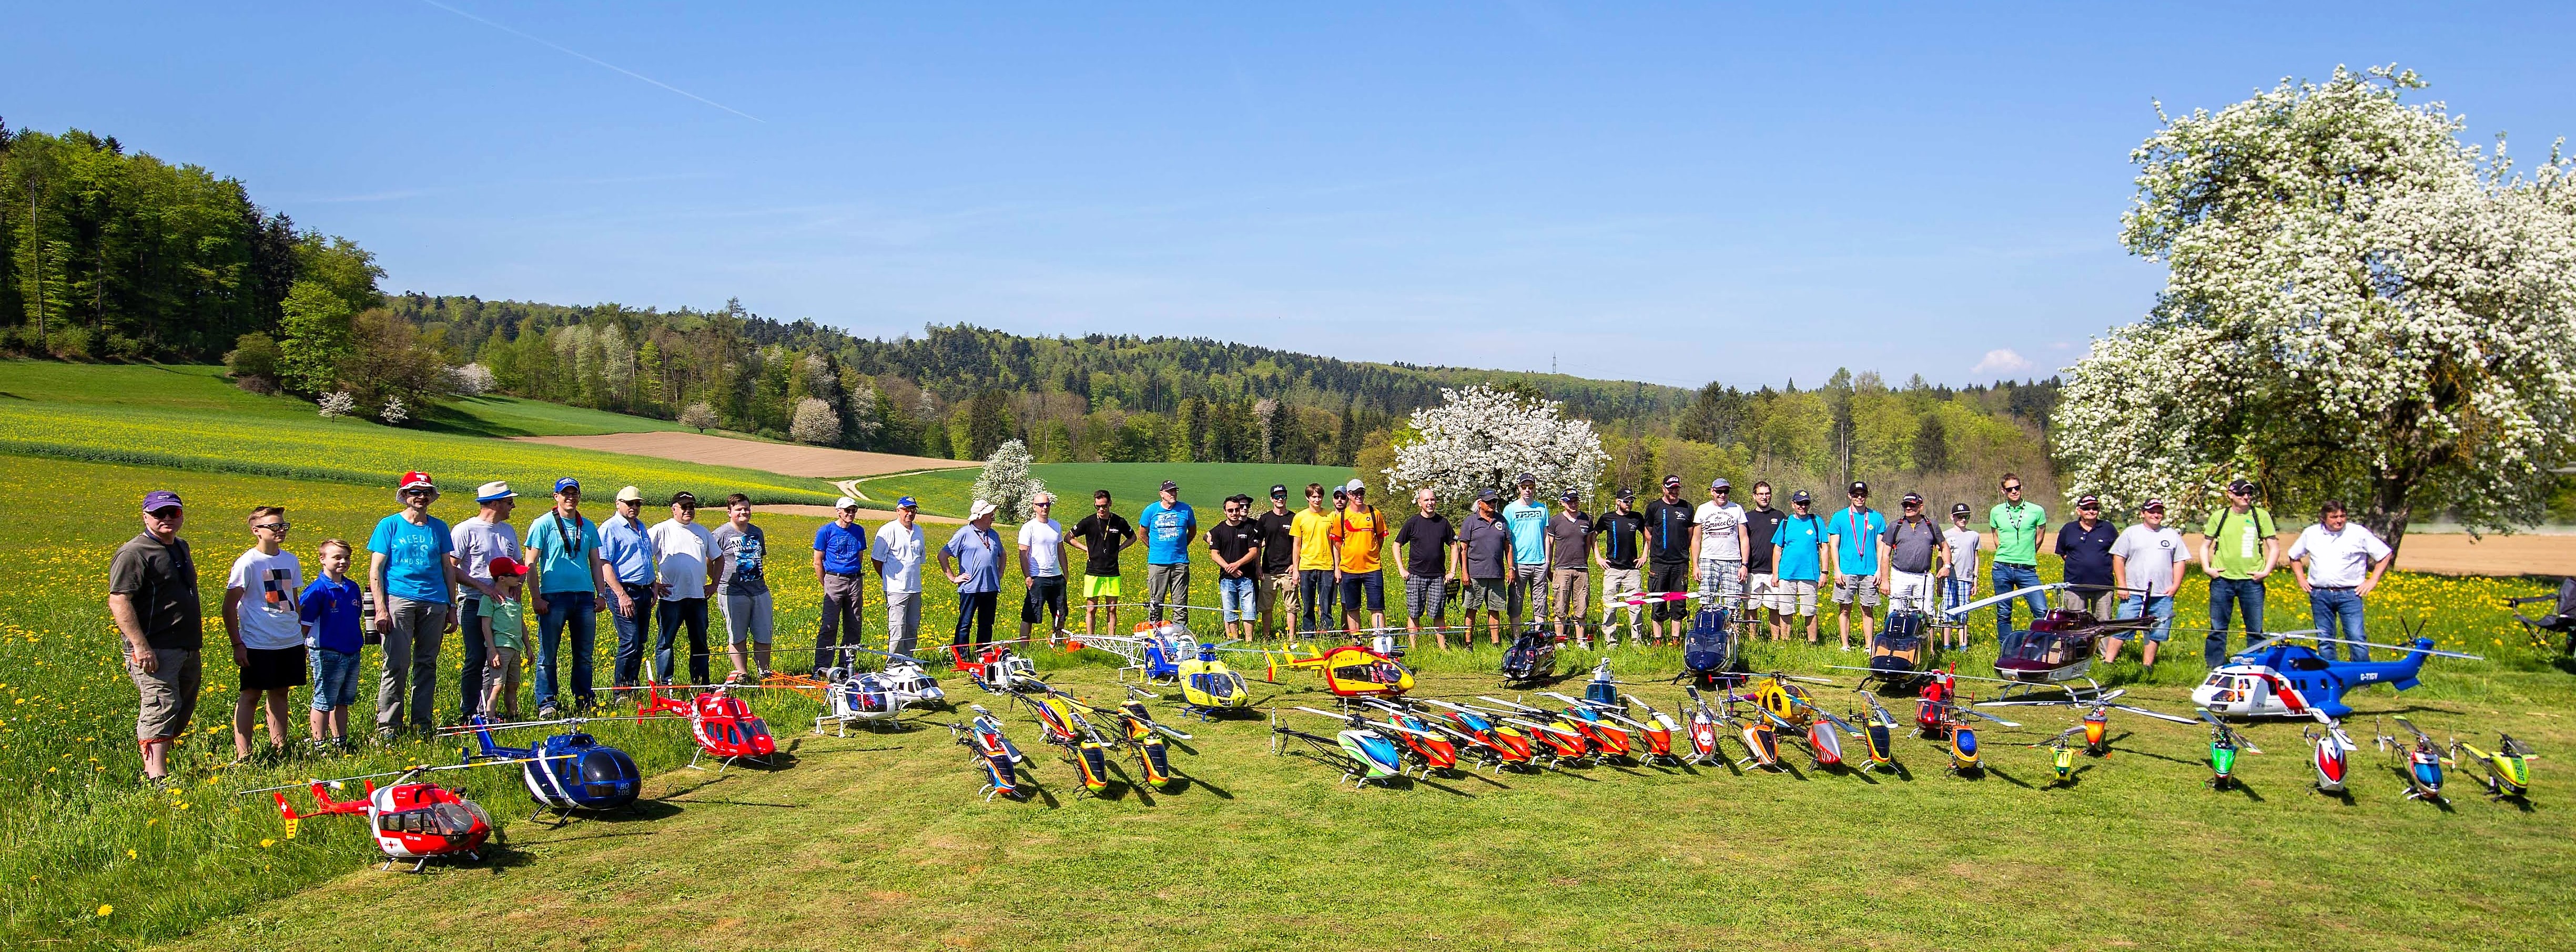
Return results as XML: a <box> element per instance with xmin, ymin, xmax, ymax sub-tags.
<box><xmin>2002</xmin><ymin>485</ymin><xmax>2023</xmax><ymax>493</ymax></box>
<box><xmin>253</xmin><ymin>521</ymin><xmax>291</xmax><ymax>532</ymax></box>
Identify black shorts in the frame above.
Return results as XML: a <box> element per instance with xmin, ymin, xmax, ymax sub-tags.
<box><xmin>239</xmin><ymin>645</ymin><xmax>309</xmax><ymax>692</ymax></box>
<box><xmin>1648</xmin><ymin>562</ymin><xmax>1692</xmax><ymax>621</ymax></box>
<box><xmin>1022</xmin><ymin>576</ymin><xmax>1069</xmax><ymax>624</ymax></box>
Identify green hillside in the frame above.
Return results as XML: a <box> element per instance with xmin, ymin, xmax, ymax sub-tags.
<box><xmin>0</xmin><ymin>362</ymin><xmax>834</xmax><ymax>504</ymax></box>
<box><xmin>862</xmin><ymin>461</ymin><xmax>1358</xmax><ymax>517</ymax></box>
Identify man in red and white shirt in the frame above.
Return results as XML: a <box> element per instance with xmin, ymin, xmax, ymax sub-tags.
<box><xmin>2287</xmin><ymin>499</ymin><xmax>2394</xmax><ymax>661</ymax></box>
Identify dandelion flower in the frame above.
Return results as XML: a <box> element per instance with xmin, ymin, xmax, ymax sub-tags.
<box><xmin>96</xmin><ymin>904</ymin><xmax>112</xmax><ymax>917</ymax></box>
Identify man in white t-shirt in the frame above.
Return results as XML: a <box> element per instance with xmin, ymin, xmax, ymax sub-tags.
<box><xmin>2288</xmin><ymin>499</ymin><xmax>2395</xmax><ymax>661</ymax></box>
<box><xmin>646</xmin><ymin>492</ymin><xmax>722</xmax><ymax>684</ymax></box>
<box><xmin>1938</xmin><ymin>503</ymin><xmax>1982</xmax><ymax>649</ymax></box>
<box><xmin>1691</xmin><ymin>478</ymin><xmax>1749</xmax><ymax>613</ymax></box>
<box><xmin>223</xmin><ymin>505</ymin><xmax>305</xmax><ymax>762</ymax></box>
<box><xmin>2101</xmin><ymin>498</ymin><xmax>2190</xmax><ymax>674</ymax></box>
<box><xmin>449</xmin><ymin>482</ymin><xmax>520</xmax><ymax>721</ymax></box>
<box><xmin>1018</xmin><ymin>493</ymin><xmax>1071</xmax><ymax>644</ymax></box>
<box><xmin>872</xmin><ymin>497</ymin><xmax>929</xmax><ymax>658</ymax></box>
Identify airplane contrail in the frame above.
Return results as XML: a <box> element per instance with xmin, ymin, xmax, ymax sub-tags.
<box><xmin>416</xmin><ymin>0</ymin><xmax>764</xmax><ymax>122</ymax></box>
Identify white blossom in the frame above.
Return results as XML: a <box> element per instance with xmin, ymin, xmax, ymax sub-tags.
<box><xmin>971</xmin><ymin>438</ymin><xmax>1047</xmax><ymax>520</ymax></box>
<box><xmin>2058</xmin><ymin>65</ymin><xmax>2576</xmax><ymax>541</ymax></box>
<box><xmin>1384</xmin><ymin>385</ymin><xmax>1608</xmax><ymax>505</ymax></box>
<box><xmin>378</xmin><ymin>397</ymin><xmax>409</xmax><ymax>425</ymax></box>
<box><xmin>790</xmin><ymin>396</ymin><xmax>842</xmax><ymax>445</ymax></box>
<box><xmin>443</xmin><ymin>363</ymin><xmax>496</xmax><ymax>396</ymax></box>
<box><xmin>316</xmin><ymin>391</ymin><xmax>357</xmax><ymax>418</ymax></box>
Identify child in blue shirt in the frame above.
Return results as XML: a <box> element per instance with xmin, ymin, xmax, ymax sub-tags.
<box><xmin>297</xmin><ymin>539</ymin><xmax>365</xmax><ymax>748</ymax></box>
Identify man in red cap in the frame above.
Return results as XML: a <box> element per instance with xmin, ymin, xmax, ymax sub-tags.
<box><xmin>367</xmin><ymin>472</ymin><xmax>472</xmax><ymax>738</ymax></box>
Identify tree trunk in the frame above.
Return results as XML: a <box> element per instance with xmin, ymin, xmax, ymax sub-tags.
<box><xmin>2364</xmin><ymin>466</ymin><xmax>2415</xmax><ymax>561</ymax></box>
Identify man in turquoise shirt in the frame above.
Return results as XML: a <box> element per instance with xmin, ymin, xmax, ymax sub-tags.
<box><xmin>1500</xmin><ymin>472</ymin><xmax>1552</xmax><ymax>630</ymax></box>
<box><xmin>524</xmin><ymin>477</ymin><xmax>615</xmax><ymax>716</ymax></box>
<box><xmin>1824</xmin><ymin>481</ymin><xmax>1887</xmax><ymax>651</ymax></box>
<box><xmin>1770</xmin><ymin>489</ymin><xmax>1829</xmax><ymax>643</ymax></box>
<box><xmin>1138</xmin><ymin>480</ymin><xmax>1198</xmax><ymax>625</ymax></box>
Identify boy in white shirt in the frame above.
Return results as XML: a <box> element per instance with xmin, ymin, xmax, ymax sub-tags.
<box><xmin>1938</xmin><ymin>504</ymin><xmax>1982</xmax><ymax>650</ymax></box>
<box><xmin>224</xmin><ymin>506</ymin><xmax>305</xmax><ymax>763</ymax></box>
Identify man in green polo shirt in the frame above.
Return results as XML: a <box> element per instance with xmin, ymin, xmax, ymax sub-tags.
<box><xmin>1986</xmin><ymin>472</ymin><xmax>2049</xmax><ymax>644</ymax></box>
<box><xmin>2199</xmin><ymin>478</ymin><xmax>2278</xmax><ymax>667</ymax></box>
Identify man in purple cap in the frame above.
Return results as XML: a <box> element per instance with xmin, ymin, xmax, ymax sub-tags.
<box><xmin>111</xmin><ymin>490</ymin><xmax>201</xmax><ymax>782</ymax></box>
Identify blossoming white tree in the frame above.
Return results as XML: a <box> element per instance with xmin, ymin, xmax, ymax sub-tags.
<box><xmin>1384</xmin><ymin>384</ymin><xmax>1608</xmax><ymax>506</ymax></box>
<box><xmin>971</xmin><ymin>438</ymin><xmax>1048</xmax><ymax>520</ymax></box>
<box><xmin>790</xmin><ymin>396</ymin><xmax>842</xmax><ymax>446</ymax></box>
<box><xmin>2057</xmin><ymin>66</ymin><xmax>2576</xmax><ymax>548</ymax></box>
<box><xmin>316</xmin><ymin>390</ymin><xmax>357</xmax><ymax>419</ymax></box>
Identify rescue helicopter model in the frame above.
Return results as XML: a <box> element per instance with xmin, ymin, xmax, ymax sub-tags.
<box><xmin>2449</xmin><ymin>731</ymin><xmax>2539</xmax><ymax>803</ymax></box>
<box><xmin>2192</xmin><ymin>623</ymin><xmax>2481</xmax><ymax>719</ymax></box>
<box><xmin>619</xmin><ymin>682</ymin><xmax>779</xmax><ymax>772</ymax></box>
<box><xmin>444</xmin><ymin>715</ymin><xmax>644</xmax><ymax>820</ymax></box>
<box><xmin>1264</xmin><ymin>639</ymin><xmax>1416</xmax><ymax>700</ymax></box>
<box><xmin>2378</xmin><ymin>716</ymin><xmax>2449</xmax><ymax>804</ymax></box>
<box><xmin>949</xmin><ymin>703</ymin><xmax>1031</xmax><ymax>802</ymax></box>
<box><xmin>2198</xmin><ymin>708</ymin><xmax>2261</xmax><ymax>791</ymax></box>
<box><xmin>2301</xmin><ymin>713</ymin><xmax>2359</xmax><ymax>795</ymax></box>
<box><xmin>246</xmin><ymin>762</ymin><xmax>504</xmax><ymax>872</ymax></box>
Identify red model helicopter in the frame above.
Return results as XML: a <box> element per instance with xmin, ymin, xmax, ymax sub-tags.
<box><xmin>1412</xmin><ymin>698</ymin><xmax>1542</xmax><ymax>773</ymax></box>
<box><xmin>614</xmin><ymin>682</ymin><xmax>780</xmax><ymax>772</ymax></box>
<box><xmin>246</xmin><ymin>762</ymin><xmax>507</xmax><ymax>872</ymax></box>
<box><xmin>1263</xmin><ymin>639</ymin><xmax>1416</xmax><ymax>699</ymax></box>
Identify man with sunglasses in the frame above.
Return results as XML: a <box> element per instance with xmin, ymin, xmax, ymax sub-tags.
<box><xmin>1018</xmin><ymin>492</ymin><xmax>1070</xmax><ymax>644</ymax></box>
<box><xmin>2200</xmin><ymin>478</ymin><xmax>2278</xmax><ymax>667</ymax></box>
<box><xmin>1256</xmin><ymin>485</ymin><xmax>1300</xmax><ymax>639</ymax></box>
<box><xmin>224</xmin><ymin>505</ymin><xmax>304</xmax><ymax>764</ymax></box>
<box><xmin>2055</xmin><ymin>494</ymin><xmax>2120</xmax><ymax>619</ymax></box>
<box><xmin>1070</xmin><ymin>490</ymin><xmax>1133</xmax><ymax>638</ymax></box>
<box><xmin>450</xmin><ymin>482</ymin><xmax>519</xmax><ymax>719</ymax></box>
<box><xmin>368</xmin><ymin>472</ymin><xmax>471</xmax><ymax>738</ymax></box>
<box><xmin>1771</xmin><ymin>490</ymin><xmax>1828</xmax><ymax>642</ymax></box>
<box><xmin>525</xmin><ymin>478</ymin><xmax>617</xmax><ymax>715</ymax></box>
<box><xmin>112</xmin><ymin>490</ymin><xmax>201</xmax><ymax>783</ymax></box>
<box><xmin>1986</xmin><ymin>473</ymin><xmax>2050</xmax><ymax>644</ymax></box>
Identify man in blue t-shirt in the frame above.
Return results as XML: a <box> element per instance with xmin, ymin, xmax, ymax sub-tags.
<box><xmin>367</xmin><ymin>471</ymin><xmax>466</xmax><ymax>737</ymax></box>
<box><xmin>812</xmin><ymin>497</ymin><xmax>872</xmax><ymax>671</ymax></box>
<box><xmin>1137</xmin><ymin>480</ymin><xmax>1198</xmax><ymax>625</ymax></box>
<box><xmin>1770</xmin><ymin>489</ymin><xmax>1829</xmax><ymax>644</ymax></box>
<box><xmin>1823</xmin><ymin>481</ymin><xmax>1887</xmax><ymax>652</ymax></box>
<box><xmin>1500</xmin><ymin>472</ymin><xmax>1552</xmax><ymax>630</ymax></box>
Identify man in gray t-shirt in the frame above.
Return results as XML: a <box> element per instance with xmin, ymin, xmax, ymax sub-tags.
<box><xmin>451</xmin><ymin>483</ymin><xmax>520</xmax><ymax>720</ymax></box>
<box><xmin>1939</xmin><ymin>505</ymin><xmax>1982</xmax><ymax>647</ymax></box>
<box><xmin>708</xmin><ymin>494</ymin><xmax>772</xmax><ymax>682</ymax></box>
<box><xmin>1876</xmin><ymin>494</ymin><xmax>1944</xmax><ymax>613</ymax></box>
<box><xmin>1457</xmin><ymin>495</ymin><xmax>1514</xmax><ymax>645</ymax></box>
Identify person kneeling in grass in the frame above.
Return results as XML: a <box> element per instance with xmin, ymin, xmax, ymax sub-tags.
<box><xmin>224</xmin><ymin>505</ymin><xmax>306</xmax><ymax>764</ymax></box>
<box><xmin>298</xmin><ymin>539</ymin><xmax>366</xmax><ymax>749</ymax></box>
<box><xmin>480</xmin><ymin>557</ymin><xmax>532</xmax><ymax>721</ymax></box>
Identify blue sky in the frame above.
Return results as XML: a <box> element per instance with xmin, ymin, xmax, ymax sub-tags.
<box><xmin>13</xmin><ymin>3</ymin><xmax>2575</xmax><ymax>388</ymax></box>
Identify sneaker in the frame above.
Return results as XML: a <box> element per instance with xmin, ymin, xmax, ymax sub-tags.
<box><xmin>376</xmin><ymin>726</ymin><xmax>402</xmax><ymax>743</ymax></box>
<box><xmin>537</xmin><ymin>704</ymin><xmax>561</xmax><ymax>720</ymax></box>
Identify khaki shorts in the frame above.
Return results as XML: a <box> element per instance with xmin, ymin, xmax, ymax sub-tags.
<box><xmin>1461</xmin><ymin>578</ymin><xmax>1509</xmax><ymax>612</ymax></box>
<box><xmin>1548</xmin><ymin>568</ymin><xmax>1590</xmax><ymax>619</ymax></box>
<box><xmin>1831</xmin><ymin>574</ymin><xmax>1879</xmax><ymax>607</ymax></box>
<box><xmin>1778</xmin><ymin>579</ymin><xmax>1819</xmax><ymax>616</ymax></box>
<box><xmin>127</xmin><ymin>647</ymin><xmax>202</xmax><ymax>744</ymax></box>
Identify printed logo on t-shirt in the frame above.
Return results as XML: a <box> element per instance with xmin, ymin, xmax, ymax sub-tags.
<box><xmin>261</xmin><ymin>568</ymin><xmax>295</xmax><ymax>608</ymax></box>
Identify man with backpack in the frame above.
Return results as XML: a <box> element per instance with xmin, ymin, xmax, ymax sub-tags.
<box><xmin>2200</xmin><ymin>478</ymin><xmax>2278</xmax><ymax>667</ymax></box>
<box><xmin>1771</xmin><ymin>490</ymin><xmax>1828</xmax><ymax>643</ymax></box>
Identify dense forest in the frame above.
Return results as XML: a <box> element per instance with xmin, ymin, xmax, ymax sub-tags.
<box><xmin>0</xmin><ymin>120</ymin><xmax>2066</xmax><ymax>503</ymax></box>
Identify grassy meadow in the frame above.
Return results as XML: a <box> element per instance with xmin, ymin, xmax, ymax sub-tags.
<box><xmin>861</xmin><ymin>461</ymin><xmax>1357</xmax><ymax>518</ymax></box>
<box><xmin>0</xmin><ymin>362</ymin><xmax>836</xmax><ymax>505</ymax></box>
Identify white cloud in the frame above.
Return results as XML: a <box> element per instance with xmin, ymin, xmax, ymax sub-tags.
<box><xmin>1970</xmin><ymin>348</ymin><xmax>2033</xmax><ymax>376</ymax></box>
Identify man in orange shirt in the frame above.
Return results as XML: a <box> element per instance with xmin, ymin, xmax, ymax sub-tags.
<box><xmin>1329</xmin><ymin>479</ymin><xmax>1388</xmax><ymax>634</ymax></box>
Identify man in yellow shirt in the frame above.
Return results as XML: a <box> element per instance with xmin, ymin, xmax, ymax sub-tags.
<box><xmin>1330</xmin><ymin>479</ymin><xmax>1388</xmax><ymax>635</ymax></box>
<box><xmin>1290</xmin><ymin>484</ymin><xmax>1338</xmax><ymax>636</ymax></box>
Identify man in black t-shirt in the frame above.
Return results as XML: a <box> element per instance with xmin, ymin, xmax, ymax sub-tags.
<box><xmin>1394</xmin><ymin>487</ymin><xmax>1458</xmax><ymax>647</ymax></box>
<box><xmin>1068</xmin><ymin>489</ymin><xmax>1133</xmax><ymax>638</ymax></box>
<box><xmin>1206</xmin><ymin>495</ymin><xmax>1266</xmax><ymax>640</ymax></box>
<box><xmin>111</xmin><ymin>489</ymin><xmax>203</xmax><ymax>783</ymax></box>
<box><xmin>1740</xmin><ymin>480</ymin><xmax>1790</xmax><ymax>641</ymax></box>
<box><xmin>1591</xmin><ymin>490</ymin><xmax>1648</xmax><ymax>643</ymax></box>
<box><xmin>1642</xmin><ymin>475</ymin><xmax>1698</xmax><ymax>643</ymax></box>
<box><xmin>1255</xmin><ymin>484</ymin><xmax>1299</xmax><ymax>639</ymax></box>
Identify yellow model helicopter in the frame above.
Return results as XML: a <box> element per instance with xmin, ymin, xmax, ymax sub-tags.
<box><xmin>2449</xmin><ymin>731</ymin><xmax>2539</xmax><ymax>802</ymax></box>
<box><xmin>1262</xmin><ymin>636</ymin><xmax>1416</xmax><ymax>700</ymax></box>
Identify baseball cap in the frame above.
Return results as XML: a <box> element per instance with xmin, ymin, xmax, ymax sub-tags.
<box><xmin>1344</xmin><ymin>478</ymin><xmax>1366</xmax><ymax>494</ymax></box>
<box><xmin>1160</xmin><ymin>480</ymin><xmax>1180</xmax><ymax>493</ymax></box>
<box><xmin>834</xmin><ymin>496</ymin><xmax>860</xmax><ymax>510</ymax></box>
<box><xmin>1271</xmin><ymin>484</ymin><xmax>1289</xmax><ymax>498</ymax></box>
<box><xmin>672</xmin><ymin>490</ymin><xmax>698</xmax><ymax>506</ymax></box>
<box><xmin>1710</xmin><ymin>478</ymin><xmax>1731</xmax><ymax>492</ymax></box>
<box><xmin>399</xmin><ymin>471</ymin><xmax>437</xmax><ymax>494</ymax></box>
<box><xmin>614</xmin><ymin>485</ymin><xmax>644</xmax><ymax>503</ymax></box>
<box><xmin>1331</xmin><ymin>486</ymin><xmax>1348</xmax><ymax>499</ymax></box>
<box><xmin>1789</xmin><ymin>489</ymin><xmax>1813</xmax><ymax>504</ymax></box>
<box><xmin>475</xmin><ymin>481</ymin><xmax>515</xmax><ymax>503</ymax></box>
<box><xmin>1901</xmin><ymin>492</ymin><xmax>1923</xmax><ymax>505</ymax></box>
<box><xmin>896</xmin><ymin>496</ymin><xmax>918</xmax><ymax>509</ymax></box>
<box><xmin>2077</xmin><ymin>494</ymin><xmax>2102</xmax><ymax>508</ymax></box>
<box><xmin>1848</xmin><ymin>480</ymin><xmax>1869</xmax><ymax>497</ymax></box>
<box><xmin>2227</xmin><ymin>478</ymin><xmax>2256</xmax><ymax>495</ymax></box>
<box><xmin>2141</xmin><ymin>498</ymin><xmax>2167</xmax><ymax>511</ymax></box>
<box><xmin>1478</xmin><ymin>488</ymin><xmax>1499</xmax><ymax>501</ymax></box>
<box><xmin>487</xmin><ymin>556</ymin><xmax>526</xmax><ymax>577</ymax></box>
<box><xmin>1662</xmin><ymin>475</ymin><xmax>1683</xmax><ymax>488</ymax></box>
<box><xmin>1615</xmin><ymin>488</ymin><xmax>1636</xmax><ymax>501</ymax></box>
<box><xmin>969</xmin><ymin>499</ymin><xmax>999</xmax><ymax>519</ymax></box>
<box><xmin>553</xmin><ymin>477</ymin><xmax>581</xmax><ymax>495</ymax></box>
<box><xmin>1560</xmin><ymin>489</ymin><xmax>1579</xmax><ymax>503</ymax></box>
<box><xmin>1516</xmin><ymin>472</ymin><xmax>1537</xmax><ymax>485</ymax></box>
<box><xmin>141</xmin><ymin>489</ymin><xmax>184</xmax><ymax>513</ymax></box>
<box><xmin>1951</xmin><ymin>503</ymin><xmax>1972</xmax><ymax>516</ymax></box>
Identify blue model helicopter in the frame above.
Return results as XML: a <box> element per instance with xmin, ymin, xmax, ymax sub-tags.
<box><xmin>2191</xmin><ymin>622</ymin><xmax>2481</xmax><ymax>720</ymax></box>
<box><xmin>445</xmin><ymin>715</ymin><xmax>645</xmax><ymax>821</ymax></box>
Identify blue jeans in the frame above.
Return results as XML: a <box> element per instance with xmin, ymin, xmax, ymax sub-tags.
<box><xmin>308</xmin><ymin>648</ymin><xmax>362</xmax><ymax>711</ymax></box>
<box><xmin>2206</xmin><ymin>577</ymin><xmax>2266</xmax><ymax>667</ymax></box>
<box><xmin>1299</xmin><ymin>569</ymin><xmax>1338</xmax><ymax>634</ymax></box>
<box><xmin>534</xmin><ymin>590</ymin><xmax>597</xmax><ymax>711</ymax></box>
<box><xmin>1219</xmin><ymin>576</ymin><xmax>1257</xmax><ymax>623</ymax></box>
<box><xmin>2310</xmin><ymin>587</ymin><xmax>2368</xmax><ymax>660</ymax></box>
<box><xmin>2118</xmin><ymin>593</ymin><xmax>2175</xmax><ymax>643</ymax></box>
<box><xmin>1990</xmin><ymin>563</ymin><xmax>2045</xmax><ymax>639</ymax></box>
<box><xmin>608</xmin><ymin>584</ymin><xmax>654</xmax><ymax>688</ymax></box>
<box><xmin>655</xmin><ymin>598</ymin><xmax>710</xmax><ymax>684</ymax></box>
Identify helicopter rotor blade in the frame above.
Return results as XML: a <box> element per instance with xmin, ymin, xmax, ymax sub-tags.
<box><xmin>2107</xmin><ymin>704</ymin><xmax>2202</xmax><ymax>725</ymax></box>
<box><xmin>1942</xmin><ymin>583</ymin><xmax>2073</xmax><ymax>619</ymax></box>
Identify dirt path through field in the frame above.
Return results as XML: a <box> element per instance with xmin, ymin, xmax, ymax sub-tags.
<box><xmin>512</xmin><ymin>432</ymin><xmax>975</xmax><ymax>478</ymax></box>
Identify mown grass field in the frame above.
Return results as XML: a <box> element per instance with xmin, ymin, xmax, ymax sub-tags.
<box><xmin>862</xmin><ymin>461</ymin><xmax>1357</xmax><ymax>518</ymax></box>
<box><xmin>7</xmin><ymin>443</ymin><xmax>2574</xmax><ymax>950</ymax></box>
<box><xmin>0</xmin><ymin>362</ymin><xmax>837</xmax><ymax>505</ymax></box>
